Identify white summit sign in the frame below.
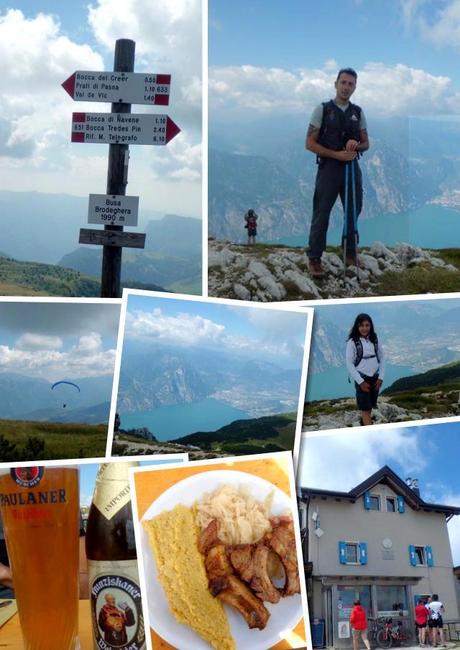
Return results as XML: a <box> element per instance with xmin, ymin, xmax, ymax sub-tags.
<box><xmin>88</xmin><ymin>194</ymin><xmax>139</xmax><ymax>226</ymax></box>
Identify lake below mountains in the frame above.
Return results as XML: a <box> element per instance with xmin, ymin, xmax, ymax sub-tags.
<box><xmin>306</xmin><ymin>363</ymin><xmax>415</xmax><ymax>402</ymax></box>
<box><xmin>273</xmin><ymin>205</ymin><xmax>460</xmax><ymax>249</ymax></box>
<box><xmin>120</xmin><ymin>397</ymin><xmax>251</xmax><ymax>441</ymax></box>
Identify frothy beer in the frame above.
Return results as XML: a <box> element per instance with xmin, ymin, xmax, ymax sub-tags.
<box><xmin>0</xmin><ymin>466</ymin><xmax>80</xmax><ymax>650</ymax></box>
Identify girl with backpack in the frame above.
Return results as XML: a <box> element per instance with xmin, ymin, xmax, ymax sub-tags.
<box><xmin>346</xmin><ymin>313</ymin><xmax>384</xmax><ymax>425</ymax></box>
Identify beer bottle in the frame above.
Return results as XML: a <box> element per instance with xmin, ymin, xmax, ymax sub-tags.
<box><xmin>85</xmin><ymin>461</ymin><xmax>145</xmax><ymax>650</ymax></box>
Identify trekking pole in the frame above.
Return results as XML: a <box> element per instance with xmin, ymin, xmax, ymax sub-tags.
<box><xmin>342</xmin><ymin>162</ymin><xmax>349</xmax><ymax>283</ymax></box>
<box><xmin>350</xmin><ymin>158</ymin><xmax>360</xmax><ymax>284</ymax></box>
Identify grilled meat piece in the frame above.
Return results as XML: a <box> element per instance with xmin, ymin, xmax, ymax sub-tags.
<box><xmin>206</xmin><ymin>545</ymin><xmax>270</xmax><ymax>630</ymax></box>
<box><xmin>198</xmin><ymin>518</ymin><xmax>220</xmax><ymax>555</ymax></box>
<box><xmin>265</xmin><ymin>518</ymin><xmax>300</xmax><ymax>596</ymax></box>
<box><xmin>250</xmin><ymin>544</ymin><xmax>281</xmax><ymax>603</ymax></box>
<box><xmin>229</xmin><ymin>545</ymin><xmax>255</xmax><ymax>583</ymax></box>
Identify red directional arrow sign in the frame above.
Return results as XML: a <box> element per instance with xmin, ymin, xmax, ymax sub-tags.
<box><xmin>62</xmin><ymin>71</ymin><xmax>171</xmax><ymax>105</ymax></box>
<box><xmin>71</xmin><ymin>112</ymin><xmax>181</xmax><ymax>145</ymax></box>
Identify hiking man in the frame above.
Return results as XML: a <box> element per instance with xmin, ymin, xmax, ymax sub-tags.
<box><xmin>426</xmin><ymin>594</ymin><xmax>446</xmax><ymax>647</ymax></box>
<box><xmin>305</xmin><ymin>67</ymin><xmax>369</xmax><ymax>277</ymax></box>
<box><xmin>244</xmin><ymin>208</ymin><xmax>258</xmax><ymax>245</ymax></box>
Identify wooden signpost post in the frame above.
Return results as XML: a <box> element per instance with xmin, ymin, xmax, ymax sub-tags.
<box><xmin>63</xmin><ymin>38</ymin><xmax>181</xmax><ymax>298</ymax></box>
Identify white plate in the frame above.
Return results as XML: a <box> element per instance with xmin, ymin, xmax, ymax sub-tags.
<box><xmin>140</xmin><ymin>469</ymin><xmax>302</xmax><ymax>650</ymax></box>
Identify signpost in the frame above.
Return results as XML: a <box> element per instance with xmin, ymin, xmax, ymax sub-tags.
<box><xmin>62</xmin><ymin>71</ymin><xmax>171</xmax><ymax>105</ymax></box>
<box><xmin>79</xmin><ymin>228</ymin><xmax>145</xmax><ymax>248</ymax></box>
<box><xmin>63</xmin><ymin>38</ymin><xmax>181</xmax><ymax>298</ymax></box>
<box><xmin>88</xmin><ymin>194</ymin><xmax>139</xmax><ymax>226</ymax></box>
<box><xmin>71</xmin><ymin>112</ymin><xmax>180</xmax><ymax>145</ymax></box>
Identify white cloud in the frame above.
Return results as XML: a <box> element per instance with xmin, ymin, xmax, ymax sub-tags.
<box><xmin>403</xmin><ymin>0</ymin><xmax>460</xmax><ymax>51</ymax></box>
<box><xmin>126</xmin><ymin>307</ymin><xmax>304</xmax><ymax>360</ymax></box>
<box><xmin>88</xmin><ymin>0</ymin><xmax>201</xmax><ymax>130</ymax></box>
<box><xmin>0</xmin><ymin>332</ymin><xmax>115</xmax><ymax>380</ymax></box>
<box><xmin>16</xmin><ymin>333</ymin><xmax>63</xmax><ymax>351</ymax></box>
<box><xmin>0</xmin><ymin>6</ymin><xmax>201</xmax><ymax>216</ymax></box>
<box><xmin>299</xmin><ymin>428</ymin><xmax>428</xmax><ymax>489</ymax></box>
<box><xmin>210</xmin><ymin>61</ymin><xmax>460</xmax><ymax>119</ymax></box>
<box><xmin>126</xmin><ymin>309</ymin><xmax>225</xmax><ymax>345</ymax></box>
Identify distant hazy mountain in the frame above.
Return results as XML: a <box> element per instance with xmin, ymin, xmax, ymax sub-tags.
<box><xmin>0</xmin><ymin>192</ymin><xmax>201</xmax><ymax>293</ymax></box>
<box><xmin>118</xmin><ymin>341</ymin><xmax>301</xmax><ymax>416</ymax></box>
<box><xmin>310</xmin><ymin>302</ymin><xmax>460</xmax><ymax>378</ymax></box>
<box><xmin>209</xmin><ymin>115</ymin><xmax>460</xmax><ymax>243</ymax></box>
<box><xmin>0</xmin><ymin>373</ymin><xmax>114</xmax><ymax>421</ymax></box>
<box><xmin>58</xmin><ymin>214</ymin><xmax>202</xmax><ymax>292</ymax></box>
<box><xmin>23</xmin><ymin>401</ymin><xmax>111</xmax><ymax>425</ymax></box>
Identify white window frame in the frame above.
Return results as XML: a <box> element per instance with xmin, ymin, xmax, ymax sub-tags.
<box><xmin>344</xmin><ymin>540</ymin><xmax>361</xmax><ymax>565</ymax></box>
<box><xmin>386</xmin><ymin>496</ymin><xmax>396</xmax><ymax>512</ymax></box>
<box><xmin>369</xmin><ymin>493</ymin><xmax>381</xmax><ymax>511</ymax></box>
<box><xmin>414</xmin><ymin>545</ymin><xmax>427</xmax><ymax>566</ymax></box>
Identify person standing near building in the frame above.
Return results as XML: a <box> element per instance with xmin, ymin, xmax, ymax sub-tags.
<box><xmin>427</xmin><ymin>594</ymin><xmax>447</xmax><ymax>647</ymax></box>
<box><xmin>346</xmin><ymin>313</ymin><xmax>384</xmax><ymax>426</ymax></box>
<box><xmin>350</xmin><ymin>600</ymin><xmax>371</xmax><ymax>650</ymax></box>
<box><xmin>305</xmin><ymin>68</ymin><xmax>369</xmax><ymax>278</ymax></box>
<box><xmin>415</xmin><ymin>599</ymin><xmax>429</xmax><ymax>646</ymax></box>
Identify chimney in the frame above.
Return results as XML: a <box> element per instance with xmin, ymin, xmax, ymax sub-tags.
<box><xmin>405</xmin><ymin>477</ymin><xmax>420</xmax><ymax>497</ymax></box>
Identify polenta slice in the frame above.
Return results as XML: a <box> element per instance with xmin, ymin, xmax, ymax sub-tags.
<box><xmin>144</xmin><ymin>504</ymin><xmax>235</xmax><ymax>650</ymax></box>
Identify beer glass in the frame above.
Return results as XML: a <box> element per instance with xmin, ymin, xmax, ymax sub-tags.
<box><xmin>0</xmin><ymin>466</ymin><xmax>80</xmax><ymax>650</ymax></box>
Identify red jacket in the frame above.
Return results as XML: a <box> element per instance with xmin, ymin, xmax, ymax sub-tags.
<box><xmin>350</xmin><ymin>605</ymin><xmax>368</xmax><ymax>630</ymax></box>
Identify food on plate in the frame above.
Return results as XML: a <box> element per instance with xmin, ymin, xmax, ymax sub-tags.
<box><xmin>196</xmin><ymin>485</ymin><xmax>301</xmax><ymax>631</ymax></box>
<box><xmin>143</xmin><ymin>504</ymin><xmax>235</xmax><ymax>650</ymax></box>
<box><xmin>196</xmin><ymin>484</ymin><xmax>273</xmax><ymax>544</ymax></box>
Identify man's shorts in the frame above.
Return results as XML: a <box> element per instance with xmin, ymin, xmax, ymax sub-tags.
<box><xmin>416</xmin><ymin>622</ymin><xmax>427</xmax><ymax>629</ymax></box>
<box><xmin>355</xmin><ymin>373</ymin><xmax>380</xmax><ymax>411</ymax></box>
<box><xmin>428</xmin><ymin>616</ymin><xmax>443</xmax><ymax>628</ymax></box>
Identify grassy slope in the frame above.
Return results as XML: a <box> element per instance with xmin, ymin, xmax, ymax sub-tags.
<box><xmin>0</xmin><ymin>420</ymin><xmax>108</xmax><ymax>461</ymax></box>
<box><xmin>171</xmin><ymin>412</ymin><xmax>297</xmax><ymax>455</ymax></box>
<box><xmin>0</xmin><ymin>257</ymin><xmax>100</xmax><ymax>296</ymax></box>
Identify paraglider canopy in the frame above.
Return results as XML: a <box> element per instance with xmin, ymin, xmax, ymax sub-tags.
<box><xmin>51</xmin><ymin>381</ymin><xmax>80</xmax><ymax>409</ymax></box>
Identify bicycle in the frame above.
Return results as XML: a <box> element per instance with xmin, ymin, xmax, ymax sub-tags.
<box><xmin>375</xmin><ymin>617</ymin><xmax>411</xmax><ymax>648</ymax></box>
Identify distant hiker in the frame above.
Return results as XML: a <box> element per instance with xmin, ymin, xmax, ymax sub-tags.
<box><xmin>415</xmin><ymin>599</ymin><xmax>428</xmax><ymax>646</ymax></box>
<box><xmin>346</xmin><ymin>313</ymin><xmax>384</xmax><ymax>426</ymax></box>
<box><xmin>305</xmin><ymin>67</ymin><xmax>369</xmax><ymax>277</ymax></box>
<box><xmin>350</xmin><ymin>600</ymin><xmax>371</xmax><ymax>650</ymax></box>
<box><xmin>427</xmin><ymin>594</ymin><xmax>446</xmax><ymax>647</ymax></box>
<box><xmin>244</xmin><ymin>209</ymin><xmax>258</xmax><ymax>244</ymax></box>
<box><xmin>114</xmin><ymin>412</ymin><xmax>121</xmax><ymax>433</ymax></box>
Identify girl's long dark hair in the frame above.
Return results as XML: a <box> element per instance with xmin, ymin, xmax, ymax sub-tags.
<box><xmin>347</xmin><ymin>313</ymin><xmax>377</xmax><ymax>343</ymax></box>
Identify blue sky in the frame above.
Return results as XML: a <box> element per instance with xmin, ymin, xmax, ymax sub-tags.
<box><xmin>299</xmin><ymin>422</ymin><xmax>460</xmax><ymax>562</ymax></box>
<box><xmin>209</xmin><ymin>1</ymin><xmax>460</xmax><ymax>122</ymax></box>
<box><xmin>124</xmin><ymin>294</ymin><xmax>310</xmax><ymax>366</ymax></box>
<box><xmin>0</xmin><ymin>0</ymin><xmax>201</xmax><ymax>216</ymax></box>
<box><xmin>0</xmin><ymin>301</ymin><xmax>119</xmax><ymax>381</ymax></box>
<box><xmin>210</xmin><ymin>1</ymin><xmax>455</xmax><ymax>79</ymax></box>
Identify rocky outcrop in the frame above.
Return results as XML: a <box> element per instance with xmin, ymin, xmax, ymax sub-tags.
<box><xmin>302</xmin><ymin>394</ymin><xmax>460</xmax><ymax>431</ymax></box>
<box><xmin>208</xmin><ymin>240</ymin><xmax>458</xmax><ymax>301</ymax></box>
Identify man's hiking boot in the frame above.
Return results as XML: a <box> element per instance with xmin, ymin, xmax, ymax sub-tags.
<box><xmin>308</xmin><ymin>258</ymin><xmax>324</xmax><ymax>278</ymax></box>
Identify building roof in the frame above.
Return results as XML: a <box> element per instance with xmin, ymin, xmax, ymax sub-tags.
<box><xmin>300</xmin><ymin>465</ymin><xmax>460</xmax><ymax>518</ymax></box>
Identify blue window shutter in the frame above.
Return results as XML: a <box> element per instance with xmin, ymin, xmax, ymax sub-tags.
<box><xmin>426</xmin><ymin>546</ymin><xmax>434</xmax><ymax>566</ymax></box>
<box><xmin>359</xmin><ymin>542</ymin><xmax>368</xmax><ymax>565</ymax></box>
<box><xmin>363</xmin><ymin>491</ymin><xmax>371</xmax><ymax>510</ymax></box>
<box><xmin>397</xmin><ymin>496</ymin><xmax>405</xmax><ymax>513</ymax></box>
<box><xmin>339</xmin><ymin>541</ymin><xmax>347</xmax><ymax>564</ymax></box>
<box><xmin>409</xmin><ymin>544</ymin><xmax>417</xmax><ymax>566</ymax></box>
